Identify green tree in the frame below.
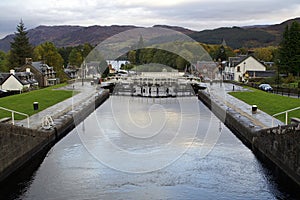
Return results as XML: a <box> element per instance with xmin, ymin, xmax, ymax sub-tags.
<box><xmin>58</xmin><ymin>46</ymin><xmax>73</xmax><ymax>67</ymax></box>
<box><xmin>215</xmin><ymin>45</ymin><xmax>227</xmax><ymax>61</ymax></box>
<box><xmin>34</xmin><ymin>42</ymin><xmax>65</xmax><ymax>81</ymax></box>
<box><xmin>278</xmin><ymin>21</ymin><xmax>300</xmax><ymax>75</ymax></box>
<box><xmin>80</xmin><ymin>43</ymin><xmax>93</xmax><ymax>58</ymax></box>
<box><xmin>68</xmin><ymin>49</ymin><xmax>83</xmax><ymax>67</ymax></box>
<box><xmin>0</xmin><ymin>51</ymin><xmax>9</xmax><ymax>72</ymax></box>
<box><xmin>128</xmin><ymin>50</ymin><xmax>136</xmax><ymax>65</ymax></box>
<box><xmin>135</xmin><ymin>35</ymin><xmax>144</xmax><ymax>65</ymax></box>
<box><xmin>9</xmin><ymin>20</ymin><xmax>33</xmax><ymax>68</ymax></box>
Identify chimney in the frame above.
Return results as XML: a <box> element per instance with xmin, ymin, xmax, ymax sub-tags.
<box><xmin>26</xmin><ymin>68</ymin><xmax>30</xmax><ymax>73</ymax></box>
<box><xmin>25</xmin><ymin>58</ymin><xmax>32</xmax><ymax>65</ymax></box>
<box><xmin>10</xmin><ymin>69</ymin><xmax>15</xmax><ymax>75</ymax></box>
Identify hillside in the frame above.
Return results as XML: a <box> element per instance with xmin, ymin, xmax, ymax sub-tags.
<box><xmin>0</xmin><ymin>17</ymin><xmax>299</xmax><ymax>52</ymax></box>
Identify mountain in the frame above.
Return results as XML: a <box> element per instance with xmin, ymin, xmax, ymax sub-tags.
<box><xmin>0</xmin><ymin>17</ymin><xmax>299</xmax><ymax>52</ymax></box>
<box><xmin>190</xmin><ymin>17</ymin><xmax>300</xmax><ymax>49</ymax></box>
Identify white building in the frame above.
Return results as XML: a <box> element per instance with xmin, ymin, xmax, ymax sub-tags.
<box><xmin>224</xmin><ymin>55</ymin><xmax>266</xmax><ymax>82</ymax></box>
<box><xmin>0</xmin><ymin>69</ymin><xmax>38</xmax><ymax>92</ymax></box>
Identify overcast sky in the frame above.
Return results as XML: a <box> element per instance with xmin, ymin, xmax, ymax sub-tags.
<box><xmin>0</xmin><ymin>0</ymin><xmax>299</xmax><ymax>39</ymax></box>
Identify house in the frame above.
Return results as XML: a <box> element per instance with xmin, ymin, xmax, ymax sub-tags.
<box><xmin>223</xmin><ymin>55</ymin><xmax>247</xmax><ymax>80</ymax></box>
<box><xmin>18</xmin><ymin>58</ymin><xmax>59</xmax><ymax>87</ymax></box>
<box><xmin>196</xmin><ymin>61</ymin><xmax>220</xmax><ymax>80</ymax></box>
<box><xmin>86</xmin><ymin>61</ymin><xmax>101</xmax><ymax>78</ymax></box>
<box><xmin>0</xmin><ymin>69</ymin><xmax>38</xmax><ymax>92</ymax></box>
<box><xmin>107</xmin><ymin>60</ymin><xmax>129</xmax><ymax>71</ymax></box>
<box><xmin>224</xmin><ymin>55</ymin><xmax>266</xmax><ymax>82</ymax></box>
<box><xmin>64</xmin><ymin>66</ymin><xmax>78</xmax><ymax>79</ymax></box>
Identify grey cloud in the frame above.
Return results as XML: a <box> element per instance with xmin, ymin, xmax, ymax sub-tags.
<box><xmin>0</xmin><ymin>0</ymin><xmax>299</xmax><ymax>38</ymax></box>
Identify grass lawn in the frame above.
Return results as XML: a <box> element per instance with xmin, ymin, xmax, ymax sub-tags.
<box><xmin>229</xmin><ymin>87</ymin><xmax>300</xmax><ymax>123</ymax></box>
<box><xmin>0</xmin><ymin>84</ymin><xmax>74</xmax><ymax>120</ymax></box>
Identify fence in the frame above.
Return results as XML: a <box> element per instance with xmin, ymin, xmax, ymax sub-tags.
<box><xmin>272</xmin><ymin>106</ymin><xmax>300</xmax><ymax>126</ymax></box>
<box><xmin>224</xmin><ymin>80</ymin><xmax>300</xmax><ymax>98</ymax></box>
<box><xmin>0</xmin><ymin>107</ymin><xmax>30</xmax><ymax>128</ymax></box>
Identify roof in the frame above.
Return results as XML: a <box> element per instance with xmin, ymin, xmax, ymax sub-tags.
<box><xmin>0</xmin><ymin>73</ymin><xmax>10</xmax><ymax>85</ymax></box>
<box><xmin>31</xmin><ymin>61</ymin><xmax>54</xmax><ymax>74</ymax></box>
<box><xmin>228</xmin><ymin>55</ymin><xmax>248</xmax><ymax>67</ymax></box>
<box><xmin>64</xmin><ymin>68</ymin><xmax>78</xmax><ymax>79</ymax></box>
<box><xmin>0</xmin><ymin>72</ymin><xmax>38</xmax><ymax>85</ymax></box>
<box><xmin>0</xmin><ymin>74</ymin><xmax>25</xmax><ymax>86</ymax></box>
<box><xmin>232</xmin><ymin>55</ymin><xmax>266</xmax><ymax>70</ymax></box>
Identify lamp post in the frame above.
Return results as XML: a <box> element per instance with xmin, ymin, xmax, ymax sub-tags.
<box><xmin>243</xmin><ymin>62</ymin><xmax>246</xmax><ymax>83</ymax></box>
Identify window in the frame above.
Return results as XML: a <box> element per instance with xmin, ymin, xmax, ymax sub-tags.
<box><xmin>237</xmin><ymin>66</ymin><xmax>240</xmax><ymax>72</ymax></box>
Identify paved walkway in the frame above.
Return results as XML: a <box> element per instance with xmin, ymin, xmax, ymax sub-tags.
<box><xmin>205</xmin><ymin>82</ymin><xmax>284</xmax><ymax>129</ymax></box>
<box><xmin>16</xmin><ymin>81</ymin><xmax>284</xmax><ymax>130</ymax></box>
<box><xmin>16</xmin><ymin>82</ymin><xmax>99</xmax><ymax>129</ymax></box>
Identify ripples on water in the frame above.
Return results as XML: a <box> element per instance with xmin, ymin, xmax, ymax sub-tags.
<box><xmin>1</xmin><ymin>97</ymin><xmax>298</xmax><ymax>200</ymax></box>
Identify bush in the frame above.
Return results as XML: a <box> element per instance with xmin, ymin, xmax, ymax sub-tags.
<box><xmin>284</xmin><ymin>74</ymin><xmax>295</xmax><ymax>84</ymax></box>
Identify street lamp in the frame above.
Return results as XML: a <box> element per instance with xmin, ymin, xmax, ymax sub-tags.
<box><xmin>243</xmin><ymin>62</ymin><xmax>246</xmax><ymax>83</ymax></box>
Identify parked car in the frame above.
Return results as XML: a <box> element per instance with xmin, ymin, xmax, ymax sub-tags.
<box><xmin>258</xmin><ymin>84</ymin><xmax>273</xmax><ymax>91</ymax></box>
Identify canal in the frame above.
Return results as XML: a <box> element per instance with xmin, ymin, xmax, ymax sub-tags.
<box><xmin>1</xmin><ymin>96</ymin><xmax>298</xmax><ymax>199</ymax></box>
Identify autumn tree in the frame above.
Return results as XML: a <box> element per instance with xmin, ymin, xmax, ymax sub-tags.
<box><xmin>9</xmin><ymin>20</ymin><xmax>33</xmax><ymax>68</ymax></box>
<box><xmin>33</xmin><ymin>42</ymin><xmax>66</xmax><ymax>81</ymax></box>
<box><xmin>254</xmin><ymin>46</ymin><xmax>276</xmax><ymax>62</ymax></box>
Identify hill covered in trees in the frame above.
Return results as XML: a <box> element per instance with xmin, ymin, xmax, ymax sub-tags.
<box><xmin>0</xmin><ymin>17</ymin><xmax>299</xmax><ymax>52</ymax></box>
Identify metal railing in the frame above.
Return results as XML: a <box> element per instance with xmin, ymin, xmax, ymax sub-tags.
<box><xmin>272</xmin><ymin>106</ymin><xmax>300</xmax><ymax>126</ymax></box>
<box><xmin>0</xmin><ymin>106</ymin><xmax>30</xmax><ymax>128</ymax></box>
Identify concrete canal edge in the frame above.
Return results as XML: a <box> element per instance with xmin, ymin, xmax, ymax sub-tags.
<box><xmin>0</xmin><ymin>90</ymin><xmax>109</xmax><ymax>183</ymax></box>
<box><xmin>198</xmin><ymin>91</ymin><xmax>300</xmax><ymax>187</ymax></box>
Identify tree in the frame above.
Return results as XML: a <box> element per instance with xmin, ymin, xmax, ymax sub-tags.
<box><xmin>135</xmin><ymin>35</ymin><xmax>144</xmax><ymax>65</ymax></box>
<box><xmin>0</xmin><ymin>51</ymin><xmax>9</xmax><ymax>72</ymax></box>
<box><xmin>128</xmin><ymin>50</ymin><xmax>136</xmax><ymax>65</ymax></box>
<box><xmin>33</xmin><ymin>42</ymin><xmax>65</xmax><ymax>81</ymax></box>
<box><xmin>68</xmin><ymin>49</ymin><xmax>83</xmax><ymax>67</ymax></box>
<box><xmin>278</xmin><ymin>21</ymin><xmax>300</xmax><ymax>76</ymax></box>
<box><xmin>58</xmin><ymin>46</ymin><xmax>73</xmax><ymax>67</ymax></box>
<box><xmin>215</xmin><ymin>45</ymin><xmax>227</xmax><ymax>61</ymax></box>
<box><xmin>254</xmin><ymin>46</ymin><xmax>276</xmax><ymax>62</ymax></box>
<box><xmin>9</xmin><ymin>20</ymin><xmax>33</xmax><ymax>68</ymax></box>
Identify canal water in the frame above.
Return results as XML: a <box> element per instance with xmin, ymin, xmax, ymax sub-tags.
<box><xmin>1</xmin><ymin>96</ymin><xmax>298</xmax><ymax>199</ymax></box>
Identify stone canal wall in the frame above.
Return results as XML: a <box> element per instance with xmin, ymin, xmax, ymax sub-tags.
<box><xmin>0</xmin><ymin>90</ymin><xmax>109</xmax><ymax>182</ymax></box>
<box><xmin>0</xmin><ymin>124</ymin><xmax>54</xmax><ymax>182</ymax></box>
<box><xmin>198</xmin><ymin>91</ymin><xmax>300</xmax><ymax>187</ymax></box>
<box><xmin>253</xmin><ymin>125</ymin><xmax>300</xmax><ymax>186</ymax></box>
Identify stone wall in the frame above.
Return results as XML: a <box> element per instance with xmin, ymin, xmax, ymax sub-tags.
<box><xmin>253</xmin><ymin>125</ymin><xmax>300</xmax><ymax>186</ymax></box>
<box><xmin>0</xmin><ymin>124</ymin><xmax>55</xmax><ymax>182</ymax></box>
<box><xmin>0</xmin><ymin>90</ymin><xmax>109</xmax><ymax>182</ymax></box>
<box><xmin>198</xmin><ymin>90</ymin><xmax>300</xmax><ymax>187</ymax></box>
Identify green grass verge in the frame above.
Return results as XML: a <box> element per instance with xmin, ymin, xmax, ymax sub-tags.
<box><xmin>229</xmin><ymin>87</ymin><xmax>300</xmax><ymax>123</ymax></box>
<box><xmin>0</xmin><ymin>84</ymin><xmax>74</xmax><ymax>120</ymax></box>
